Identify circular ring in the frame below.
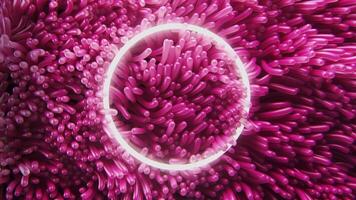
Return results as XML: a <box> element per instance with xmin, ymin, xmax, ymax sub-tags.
<box><xmin>103</xmin><ymin>23</ymin><xmax>251</xmax><ymax>171</ymax></box>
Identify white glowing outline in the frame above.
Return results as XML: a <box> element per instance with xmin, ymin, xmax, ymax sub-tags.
<box><xmin>103</xmin><ymin>23</ymin><xmax>251</xmax><ymax>171</ymax></box>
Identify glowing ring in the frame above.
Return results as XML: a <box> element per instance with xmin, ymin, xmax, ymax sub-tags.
<box><xmin>103</xmin><ymin>23</ymin><xmax>251</xmax><ymax>171</ymax></box>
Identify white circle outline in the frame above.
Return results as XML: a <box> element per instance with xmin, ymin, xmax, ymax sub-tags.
<box><xmin>103</xmin><ymin>23</ymin><xmax>251</xmax><ymax>171</ymax></box>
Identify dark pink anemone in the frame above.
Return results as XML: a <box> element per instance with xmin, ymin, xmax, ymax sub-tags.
<box><xmin>109</xmin><ymin>29</ymin><xmax>247</xmax><ymax>164</ymax></box>
<box><xmin>0</xmin><ymin>0</ymin><xmax>355</xmax><ymax>200</ymax></box>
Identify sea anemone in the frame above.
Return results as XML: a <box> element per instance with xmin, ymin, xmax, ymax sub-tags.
<box><xmin>1</xmin><ymin>0</ymin><xmax>355</xmax><ymax>200</ymax></box>
<box><xmin>107</xmin><ymin>24</ymin><xmax>250</xmax><ymax>166</ymax></box>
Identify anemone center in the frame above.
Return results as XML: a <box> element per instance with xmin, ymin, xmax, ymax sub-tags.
<box><xmin>103</xmin><ymin>23</ymin><xmax>251</xmax><ymax>171</ymax></box>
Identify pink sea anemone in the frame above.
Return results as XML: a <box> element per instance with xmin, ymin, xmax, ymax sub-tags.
<box><xmin>107</xmin><ymin>24</ymin><xmax>249</xmax><ymax>166</ymax></box>
<box><xmin>1</xmin><ymin>0</ymin><xmax>355</xmax><ymax>200</ymax></box>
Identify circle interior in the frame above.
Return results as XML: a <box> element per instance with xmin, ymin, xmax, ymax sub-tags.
<box><xmin>103</xmin><ymin>23</ymin><xmax>251</xmax><ymax>171</ymax></box>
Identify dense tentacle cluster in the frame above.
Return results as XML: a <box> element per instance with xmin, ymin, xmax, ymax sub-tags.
<box><xmin>1</xmin><ymin>0</ymin><xmax>355</xmax><ymax>200</ymax></box>
<box><xmin>110</xmin><ymin>29</ymin><xmax>247</xmax><ymax>163</ymax></box>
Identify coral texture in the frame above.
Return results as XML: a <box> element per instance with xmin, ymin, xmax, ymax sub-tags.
<box><xmin>1</xmin><ymin>0</ymin><xmax>355</xmax><ymax>200</ymax></box>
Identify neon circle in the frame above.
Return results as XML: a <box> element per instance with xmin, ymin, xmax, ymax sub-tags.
<box><xmin>103</xmin><ymin>23</ymin><xmax>251</xmax><ymax>171</ymax></box>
